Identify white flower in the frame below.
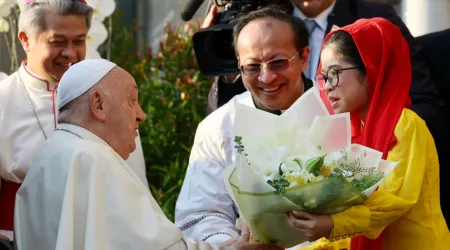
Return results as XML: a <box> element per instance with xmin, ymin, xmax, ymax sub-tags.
<box><xmin>324</xmin><ymin>151</ymin><xmax>346</xmax><ymax>167</ymax></box>
<box><xmin>275</xmin><ymin>146</ymin><xmax>288</xmax><ymax>161</ymax></box>
<box><xmin>16</xmin><ymin>0</ymin><xmax>25</xmax><ymax>11</ymax></box>
<box><xmin>0</xmin><ymin>71</ymin><xmax>8</xmax><ymax>81</ymax></box>
<box><xmin>0</xmin><ymin>16</ymin><xmax>9</xmax><ymax>32</ymax></box>
<box><xmin>85</xmin><ymin>46</ymin><xmax>102</xmax><ymax>59</ymax></box>
<box><xmin>87</xmin><ymin>20</ymin><xmax>108</xmax><ymax>48</ymax></box>
<box><xmin>280</xmin><ymin>156</ymin><xmax>302</xmax><ymax>173</ymax></box>
<box><xmin>304</xmin><ymin>198</ymin><xmax>318</xmax><ymax>209</ymax></box>
<box><xmin>341</xmin><ymin>169</ymin><xmax>353</xmax><ymax>178</ymax></box>
<box><xmin>84</xmin><ymin>20</ymin><xmax>108</xmax><ymax>59</ymax></box>
<box><xmin>309</xmin><ymin>175</ymin><xmax>324</xmax><ymax>182</ymax></box>
<box><xmin>261</xmin><ymin>163</ymin><xmax>281</xmax><ymax>182</ymax></box>
<box><xmin>0</xmin><ymin>0</ymin><xmax>16</xmax><ymax>17</ymax></box>
<box><xmin>86</xmin><ymin>0</ymin><xmax>116</xmax><ymax>21</ymax></box>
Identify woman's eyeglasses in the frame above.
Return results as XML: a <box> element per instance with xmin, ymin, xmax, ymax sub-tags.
<box><xmin>239</xmin><ymin>50</ymin><xmax>301</xmax><ymax>77</ymax></box>
<box><xmin>315</xmin><ymin>66</ymin><xmax>360</xmax><ymax>89</ymax></box>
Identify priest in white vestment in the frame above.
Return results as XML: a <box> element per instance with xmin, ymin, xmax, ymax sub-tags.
<box><xmin>13</xmin><ymin>59</ymin><xmax>283</xmax><ymax>250</ymax></box>
<box><xmin>174</xmin><ymin>7</ymin><xmax>316</xmax><ymax>249</ymax></box>
<box><xmin>0</xmin><ymin>0</ymin><xmax>147</xmax><ymax>240</ymax></box>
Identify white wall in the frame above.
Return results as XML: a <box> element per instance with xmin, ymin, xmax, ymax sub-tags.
<box><xmin>399</xmin><ymin>0</ymin><xmax>450</xmax><ymax>36</ymax></box>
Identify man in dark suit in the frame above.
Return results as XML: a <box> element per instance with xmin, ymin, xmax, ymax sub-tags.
<box><xmin>416</xmin><ymin>29</ymin><xmax>450</xmax><ymax>123</ymax></box>
<box><xmin>204</xmin><ymin>0</ymin><xmax>449</xmax><ymax>222</ymax></box>
<box><xmin>416</xmin><ymin>29</ymin><xmax>450</xmax><ymax>224</ymax></box>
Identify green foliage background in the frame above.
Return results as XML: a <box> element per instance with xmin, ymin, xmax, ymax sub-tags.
<box><xmin>108</xmin><ymin>14</ymin><xmax>212</xmax><ymax>221</ymax></box>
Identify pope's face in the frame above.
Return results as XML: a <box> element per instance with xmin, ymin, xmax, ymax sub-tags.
<box><xmin>106</xmin><ymin>68</ymin><xmax>146</xmax><ymax>160</ymax></box>
<box><xmin>22</xmin><ymin>11</ymin><xmax>88</xmax><ymax>82</ymax></box>
<box><xmin>236</xmin><ymin>17</ymin><xmax>308</xmax><ymax>111</ymax></box>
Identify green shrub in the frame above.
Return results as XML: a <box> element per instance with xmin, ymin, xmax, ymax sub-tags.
<box><xmin>109</xmin><ymin>15</ymin><xmax>213</xmax><ymax>221</ymax></box>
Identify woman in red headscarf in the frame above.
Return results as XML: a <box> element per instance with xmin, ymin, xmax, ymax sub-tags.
<box><xmin>286</xmin><ymin>17</ymin><xmax>450</xmax><ymax>249</ymax></box>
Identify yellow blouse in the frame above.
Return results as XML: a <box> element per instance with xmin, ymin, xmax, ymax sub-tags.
<box><xmin>299</xmin><ymin>109</ymin><xmax>450</xmax><ymax>250</ymax></box>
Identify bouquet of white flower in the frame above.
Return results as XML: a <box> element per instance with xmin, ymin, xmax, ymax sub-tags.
<box><xmin>223</xmin><ymin>87</ymin><xmax>398</xmax><ymax>248</ymax></box>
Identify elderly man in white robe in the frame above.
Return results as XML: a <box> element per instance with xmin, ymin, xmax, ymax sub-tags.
<box><xmin>0</xmin><ymin>0</ymin><xmax>147</xmax><ymax>240</ymax></box>
<box><xmin>175</xmin><ymin>7</ymin><xmax>318</xmax><ymax>248</ymax></box>
<box><xmin>13</xmin><ymin>59</ymin><xmax>283</xmax><ymax>250</ymax></box>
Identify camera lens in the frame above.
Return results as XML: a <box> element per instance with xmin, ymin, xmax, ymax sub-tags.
<box><xmin>211</xmin><ymin>31</ymin><xmax>235</xmax><ymax>62</ymax></box>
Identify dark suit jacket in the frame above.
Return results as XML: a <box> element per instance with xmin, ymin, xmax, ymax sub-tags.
<box><xmin>205</xmin><ymin>0</ymin><xmax>450</xmax><ymax>221</ymax></box>
<box><xmin>415</xmin><ymin>29</ymin><xmax>450</xmax><ymax>222</ymax></box>
<box><xmin>416</xmin><ymin>29</ymin><xmax>450</xmax><ymax>121</ymax></box>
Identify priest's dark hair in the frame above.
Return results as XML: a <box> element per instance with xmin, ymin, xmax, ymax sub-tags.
<box><xmin>18</xmin><ymin>0</ymin><xmax>93</xmax><ymax>39</ymax></box>
<box><xmin>232</xmin><ymin>5</ymin><xmax>310</xmax><ymax>56</ymax></box>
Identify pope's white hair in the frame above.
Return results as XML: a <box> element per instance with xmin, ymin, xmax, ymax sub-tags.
<box><xmin>18</xmin><ymin>0</ymin><xmax>93</xmax><ymax>39</ymax></box>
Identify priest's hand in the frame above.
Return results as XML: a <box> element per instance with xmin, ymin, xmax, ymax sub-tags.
<box><xmin>0</xmin><ymin>234</ymin><xmax>10</xmax><ymax>241</ymax></box>
<box><xmin>286</xmin><ymin>210</ymin><xmax>334</xmax><ymax>242</ymax></box>
<box><xmin>229</xmin><ymin>223</ymin><xmax>283</xmax><ymax>250</ymax></box>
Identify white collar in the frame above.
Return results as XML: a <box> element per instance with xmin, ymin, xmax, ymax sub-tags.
<box><xmin>292</xmin><ymin>0</ymin><xmax>336</xmax><ymax>31</ymax></box>
<box><xmin>20</xmin><ymin>60</ymin><xmax>58</xmax><ymax>92</ymax></box>
<box><xmin>56</xmin><ymin>123</ymin><xmax>111</xmax><ymax>148</ymax></box>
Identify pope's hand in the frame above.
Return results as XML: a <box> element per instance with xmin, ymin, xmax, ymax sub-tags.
<box><xmin>229</xmin><ymin>222</ymin><xmax>283</xmax><ymax>250</ymax></box>
<box><xmin>286</xmin><ymin>210</ymin><xmax>334</xmax><ymax>242</ymax></box>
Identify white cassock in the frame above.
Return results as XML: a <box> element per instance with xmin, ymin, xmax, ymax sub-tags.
<box><xmin>174</xmin><ymin>91</ymin><xmax>313</xmax><ymax>249</ymax></box>
<box><xmin>175</xmin><ymin>91</ymin><xmax>253</xmax><ymax>243</ymax></box>
<box><xmin>0</xmin><ymin>62</ymin><xmax>148</xmax><ymax>239</ymax></box>
<box><xmin>14</xmin><ymin>123</ymin><xmax>231</xmax><ymax>250</ymax></box>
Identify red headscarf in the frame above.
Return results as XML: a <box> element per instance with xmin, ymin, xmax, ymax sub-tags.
<box><xmin>317</xmin><ymin>18</ymin><xmax>412</xmax><ymax>249</ymax></box>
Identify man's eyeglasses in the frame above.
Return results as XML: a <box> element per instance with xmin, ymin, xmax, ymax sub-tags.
<box><xmin>239</xmin><ymin>50</ymin><xmax>301</xmax><ymax>77</ymax></box>
<box><xmin>315</xmin><ymin>67</ymin><xmax>360</xmax><ymax>89</ymax></box>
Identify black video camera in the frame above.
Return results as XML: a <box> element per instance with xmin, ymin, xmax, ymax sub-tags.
<box><xmin>181</xmin><ymin>0</ymin><xmax>291</xmax><ymax>76</ymax></box>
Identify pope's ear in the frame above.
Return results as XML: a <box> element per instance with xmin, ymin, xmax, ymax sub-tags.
<box><xmin>18</xmin><ymin>31</ymin><xmax>32</xmax><ymax>53</ymax></box>
<box><xmin>90</xmin><ymin>90</ymin><xmax>107</xmax><ymax>121</ymax></box>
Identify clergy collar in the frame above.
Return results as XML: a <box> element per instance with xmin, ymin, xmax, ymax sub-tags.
<box><xmin>56</xmin><ymin>123</ymin><xmax>112</xmax><ymax>149</ymax></box>
<box><xmin>251</xmin><ymin>73</ymin><xmax>312</xmax><ymax>115</ymax></box>
<box><xmin>292</xmin><ymin>0</ymin><xmax>336</xmax><ymax>31</ymax></box>
<box><xmin>19</xmin><ymin>60</ymin><xmax>58</xmax><ymax>92</ymax></box>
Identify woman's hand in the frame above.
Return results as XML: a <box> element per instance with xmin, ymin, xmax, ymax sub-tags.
<box><xmin>286</xmin><ymin>210</ymin><xmax>334</xmax><ymax>242</ymax></box>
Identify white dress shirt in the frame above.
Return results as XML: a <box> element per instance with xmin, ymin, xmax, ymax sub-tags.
<box><xmin>292</xmin><ymin>1</ymin><xmax>336</xmax><ymax>79</ymax></box>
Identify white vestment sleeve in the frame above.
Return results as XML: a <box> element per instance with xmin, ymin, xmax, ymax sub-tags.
<box><xmin>54</xmin><ymin>151</ymin><xmax>184</xmax><ymax>250</ymax></box>
<box><xmin>167</xmin><ymin>237</ymin><xmax>233</xmax><ymax>250</ymax></box>
<box><xmin>175</xmin><ymin>126</ymin><xmax>240</xmax><ymax>244</ymax></box>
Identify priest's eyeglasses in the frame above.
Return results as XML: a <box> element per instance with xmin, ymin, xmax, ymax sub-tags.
<box><xmin>315</xmin><ymin>67</ymin><xmax>360</xmax><ymax>89</ymax></box>
<box><xmin>239</xmin><ymin>50</ymin><xmax>301</xmax><ymax>77</ymax></box>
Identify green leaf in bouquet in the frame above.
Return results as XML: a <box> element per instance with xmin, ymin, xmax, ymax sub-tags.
<box><xmin>267</xmin><ymin>179</ymin><xmax>290</xmax><ymax>195</ymax></box>
<box><xmin>293</xmin><ymin>158</ymin><xmax>302</xmax><ymax>168</ymax></box>
<box><xmin>305</xmin><ymin>155</ymin><xmax>325</xmax><ymax>176</ymax></box>
<box><xmin>349</xmin><ymin>167</ymin><xmax>384</xmax><ymax>192</ymax></box>
<box><xmin>234</xmin><ymin>136</ymin><xmax>245</xmax><ymax>154</ymax></box>
<box><xmin>337</xmin><ymin>151</ymin><xmax>368</xmax><ymax>178</ymax></box>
